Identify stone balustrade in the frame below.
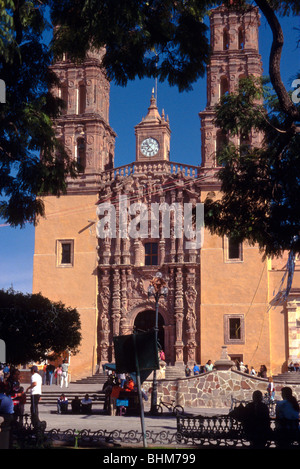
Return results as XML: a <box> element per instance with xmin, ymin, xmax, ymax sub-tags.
<box><xmin>144</xmin><ymin>369</ymin><xmax>300</xmax><ymax>409</ymax></box>
<box><xmin>99</xmin><ymin>160</ymin><xmax>200</xmax><ymax>182</ymax></box>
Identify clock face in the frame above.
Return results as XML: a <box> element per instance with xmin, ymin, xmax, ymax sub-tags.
<box><xmin>140</xmin><ymin>137</ymin><xmax>159</xmax><ymax>157</ymax></box>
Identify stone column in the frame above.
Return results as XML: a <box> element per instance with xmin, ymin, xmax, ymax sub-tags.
<box><xmin>174</xmin><ymin>267</ymin><xmax>184</xmax><ymax>364</ymax></box>
<box><xmin>120</xmin><ymin>268</ymin><xmax>128</xmax><ymax>335</ymax></box>
<box><xmin>185</xmin><ymin>268</ymin><xmax>197</xmax><ymax>364</ymax></box>
<box><xmin>98</xmin><ymin>267</ymin><xmax>111</xmax><ymax>365</ymax></box>
<box><xmin>111</xmin><ymin>268</ymin><xmax>121</xmax><ymax>347</ymax></box>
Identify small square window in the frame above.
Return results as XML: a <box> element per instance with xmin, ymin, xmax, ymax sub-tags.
<box><xmin>229</xmin><ymin>317</ymin><xmax>241</xmax><ymax>340</ymax></box>
<box><xmin>224</xmin><ymin>314</ymin><xmax>245</xmax><ymax>344</ymax></box>
<box><xmin>228</xmin><ymin>238</ymin><xmax>241</xmax><ymax>259</ymax></box>
<box><xmin>61</xmin><ymin>243</ymin><xmax>71</xmax><ymax>264</ymax></box>
<box><xmin>144</xmin><ymin>242</ymin><xmax>158</xmax><ymax>266</ymax></box>
<box><xmin>57</xmin><ymin>240</ymin><xmax>74</xmax><ymax>267</ymax></box>
<box><xmin>224</xmin><ymin>236</ymin><xmax>243</xmax><ymax>262</ymax></box>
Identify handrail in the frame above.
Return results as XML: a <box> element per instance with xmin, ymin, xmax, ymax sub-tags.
<box><xmin>99</xmin><ymin>160</ymin><xmax>200</xmax><ymax>182</ymax></box>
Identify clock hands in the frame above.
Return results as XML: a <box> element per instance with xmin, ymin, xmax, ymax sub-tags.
<box><xmin>141</xmin><ymin>137</ymin><xmax>159</xmax><ymax>156</ymax></box>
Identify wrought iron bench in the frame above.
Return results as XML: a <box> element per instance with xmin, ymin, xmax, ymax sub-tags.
<box><xmin>9</xmin><ymin>414</ymin><xmax>47</xmax><ymax>449</ymax></box>
<box><xmin>176</xmin><ymin>414</ymin><xmax>246</xmax><ymax>447</ymax></box>
<box><xmin>176</xmin><ymin>412</ymin><xmax>300</xmax><ymax>448</ymax></box>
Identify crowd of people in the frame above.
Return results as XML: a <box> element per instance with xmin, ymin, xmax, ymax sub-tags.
<box><xmin>184</xmin><ymin>360</ymin><xmax>269</xmax><ymax>378</ymax></box>
<box><xmin>102</xmin><ymin>370</ymin><xmax>147</xmax><ymax>416</ymax></box>
<box><xmin>184</xmin><ymin>360</ymin><xmax>215</xmax><ymax>376</ymax></box>
<box><xmin>0</xmin><ymin>360</ymin><xmax>70</xmax><ymax>427</ymax></box>
<box><xmin>56</xmin><ymin>392</ymin><xmax>93</xmax><ymax>414</ymax></box>
<box><xmin>288</xmin><ymin>361</ymin><xmax>300</xmax><ymax>372</ymax></box>
<box><xmin>1</xmin><ymin>359</ymin><xmax>299</xmax><ymax>448</ymax></box>
<box><xmin>41</xmin><ymin>359</ymin><xmax>70</xmax><ymax>387</ymax></box>
<box><xmin>0</xmin><ymin>364</ymin><xmax>27</xmax><ymax>427</ymax></box>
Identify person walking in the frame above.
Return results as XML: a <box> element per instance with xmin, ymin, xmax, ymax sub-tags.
<box><xmin>26</xmin><ymin>365</ymin><xmax>42</xmax><ymax>426</ymax></box>
<box><xmin>60</xmin><ymin>359</ymin><xmax>69</xmax><ymax>388</ymax></box>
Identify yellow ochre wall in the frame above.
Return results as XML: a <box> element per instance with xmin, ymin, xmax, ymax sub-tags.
<box><xmin>32</xmin><ymin>194</ymin><xmax>99</xmax><ymax>381</ymax></box>
<box><xmin>199</xmin><ymin>227</ymin><xmax>290</xmax><ymax>376</ymax></box>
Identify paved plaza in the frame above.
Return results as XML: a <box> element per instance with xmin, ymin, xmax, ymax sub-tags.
<box><xmin>22</xmin><ymin>382</ymin><xmax>229</xmax><ymax>434</ymax></box>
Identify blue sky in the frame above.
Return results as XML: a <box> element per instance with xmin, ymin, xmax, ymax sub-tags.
<box><xmin>0</xmin><ymin>12</ymin><xmax>299</xmax><ymax>294</ymax></box>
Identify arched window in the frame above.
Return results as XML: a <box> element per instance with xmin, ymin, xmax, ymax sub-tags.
<box><xmin>78</xmin><ymin>84</ymin><xmax>86</xmax><ymax>114</ymax></box>
<box><xmin>223</xmin><ymin>28</ymin><xmax>229</xmax><ymax>50</ymax></box>
<box><xmin>240</xmin><ymin>133</ymin><xmax>251</xmax><ymax>155</ymax></box>
<box><xmin>238</xmin><ymin>27</ymin><xmax>245</xmax><ymax>50</ymax></box>
<box><xmin>220</xmin><ymin>76</ymin><xmax>229</xmax><ymax>97</ymax></box>
<box><xmin>76</xmin><ymin>137</ymin><xmax>86</xmax><ymax>172</ymax></box>
<box><xmin>60</xmin><ymin>85</ymin><xmax>68</xmax><ymax>115</ymax></box>
<box><xmin>216</xmin><ymin>130</ymin><xmax>228</xmax><ymax>166</ymax></box>
<box><xmin>105</xmin><ymin>151</ymin><xmax>114</xmax><ymax>171</ymax></box>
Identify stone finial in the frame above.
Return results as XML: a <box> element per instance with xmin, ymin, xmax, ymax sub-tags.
<box><xmin>214</xmin><ymin>345</ymin><xmax>234</xmax><ymax>370</ymax></box>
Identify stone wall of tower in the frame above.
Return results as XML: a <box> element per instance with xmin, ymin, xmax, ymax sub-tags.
<box><xmin>198</xmin><ymin>6</ymin><xmax>296</xmax><ymax>377</ymax></box>
<box><xmin>51</xmin><ymin>49</ymin><xmax>116</xmax><ymax>193</ymax></box>
<box><xmin>33</xmin><ymin>50</ymin><xmax>116</xmax><ymax>381</ymax></box>
<box><xmin>199</xmin><ymin>6</ymin><xmax>263</xmax><ymax>172</ymax></box>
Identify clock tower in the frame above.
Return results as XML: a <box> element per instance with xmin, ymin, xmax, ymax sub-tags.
<box><xmin>135</xmin><ymin>90</ymin><xmax>171</xmax><ymax>161</ymax></box>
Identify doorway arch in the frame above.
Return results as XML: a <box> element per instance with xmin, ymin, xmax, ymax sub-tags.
<box><xmin>134</xmin><ymin>310</ymin><xmax>165</xmax><ymax>351</ymax></box>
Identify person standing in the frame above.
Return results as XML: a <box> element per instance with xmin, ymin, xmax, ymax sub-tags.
<box><xmin>60</xmin><ymin>359</ymin><xmax>69</xmax><ymax>388</ymax></box>
<box><xmin>55</xmin><ymin>365</ymin><xmax>62</xmax><ymax>385</ymax></box>
<box><xmin>46</xmin><ymin>363</ymin><xmax>55</xmax><ymax>385</ymax></box>
<box><xmin>26</xmin><ymin>365</ymin><xmax>42</xmax><ymax>425</ymax></box>
<box><xmin>205</xmin><ymin>360</ymin><xmax>214</xmax><ymax>372</ymax></box>
<box><xmin>267</xmin><ymin>377</ymin><xmax>275</xmax><ymax>400</ymax></box>
<box><xmin>0</xmin><ymin>382</ymin><xmax>14</xmax><ymax>426</ymax></box>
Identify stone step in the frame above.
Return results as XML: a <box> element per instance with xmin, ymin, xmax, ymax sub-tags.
<box><xmin>273</xmin><ymin>372</ymin><xmax>300</xmax><ymax>383</ymax></box>
<box><xmin>73</xmin><ymin>374</ymin><xmax>107</xmax><ymax>385</ymax></box>
<box><xmin>74</xmin><ymin>365</ymin><xmax>187</xmax><ymax>383</ymax></box>
<box><xmin>40</xmin><ymin>390</ymin><xmax>105</xmax><ymax>405</ymax></box>
<box><xmin>164</xmin><ymin>365</ymin><xmax>186</xmax><ymax>379</ymax></box>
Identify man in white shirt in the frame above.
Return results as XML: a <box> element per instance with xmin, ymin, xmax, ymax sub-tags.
<box><xmin>26</xmin><ymin>365</ymin><xmax>42</xmax><ymax>425</ymax></box>
<box><xmin>60</xmin><ymin>360</ymin><xmax>69</xmax><ymax>388</ymax></box>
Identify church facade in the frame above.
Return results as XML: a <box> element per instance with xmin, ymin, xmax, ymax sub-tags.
<box><xmin>32</xmin><ymin>5</ymin><xmax>300</xmax><ymax>381</ymax></box>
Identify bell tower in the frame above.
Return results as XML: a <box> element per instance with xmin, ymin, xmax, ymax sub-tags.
<box><xmin>51</xmin><ymin>48</ymin><xmax>116</xmax><ymax>193</ymax></box>
<box><xmin>33</xmin><ymin>48</ymin><xmax>117</xmax><ymax>381</ymax></box>
<box><xmin>135</xmin><ymin>90</ymin><xmax>171</xmax><ymax>162</ymax></box>
<box><xmin>199</xmin><ymin>5</ymin><xmax>262</xmax><ymax>180</ymax></box>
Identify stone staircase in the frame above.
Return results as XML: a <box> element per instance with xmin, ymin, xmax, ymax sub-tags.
<box><xmin>164</xmin><ymin>365</ymin><xmax>186</xmax><ymax>379</ymax></box>
<box><xmin>273</xmin><ymin>372</ymin><xmax>300</xmax><ymax>384</ymax></box>
<box><xmin>73</xmin><ymin>365</ymin><xmax>186</xmax><ymax>383</ymax></box>
<box><xmin>40</xmin><ymin>388</ymin><xmax>105</xmax><ymax>406</ymax></box>
<box><xmin>73</xmin><ymin>373</ymin><xmax>107</xmax><ymax>385</ymax></box>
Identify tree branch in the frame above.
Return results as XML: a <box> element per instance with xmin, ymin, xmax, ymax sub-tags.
<box><xmin>255</xmin><ymin>0</ymin><xmax>299</xmax><ymax>122</ymax></box>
